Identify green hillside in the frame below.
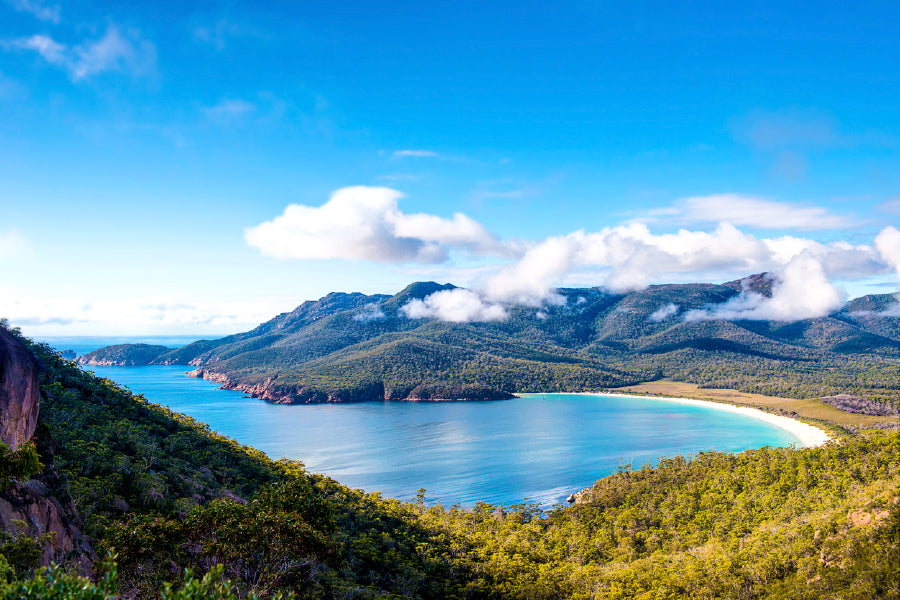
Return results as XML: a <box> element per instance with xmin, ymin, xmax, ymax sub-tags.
<box><xmin>2</xmin><ymin>325</ymin><xmax>897</xmax><ymax>599</ymax></box>
<box><xmin>79</xmin><ymin>278</ymin><xmax>900</xmax><ymax>406</ymax></box>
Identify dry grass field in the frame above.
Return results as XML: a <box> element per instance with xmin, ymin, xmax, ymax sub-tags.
<box><xmin>612</xmin><ymin>380</ymin><xmax>899</xmax><ymax>432</ymax></box>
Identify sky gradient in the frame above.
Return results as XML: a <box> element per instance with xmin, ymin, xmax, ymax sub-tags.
<box><xmin>1</xmin><ymin>0</ymin><xmax>898</xmax><ymax>335</ymax></box>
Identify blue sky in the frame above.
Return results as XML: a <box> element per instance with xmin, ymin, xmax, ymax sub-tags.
<box><xmin>1</xmin><ymin>0</ymin><xmax>898</xmax><ymax>335</ymax></box>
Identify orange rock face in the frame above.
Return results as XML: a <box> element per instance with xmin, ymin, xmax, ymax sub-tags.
<box><xmin>0</xmin><ymin>328</ymin><xmax>40</xmax><ymax>450</ymax></box>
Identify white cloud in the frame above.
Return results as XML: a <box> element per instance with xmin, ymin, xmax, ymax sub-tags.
<box><xmin>470</xmin><ymin>222</ymin><xmax>886</xmax><ymax>317</ymax></box>
<box><xmin>875</xmin><ymin>226</ymin><xmax>900</xmax><ymax>282</ymax></box>
<box><xmin>648</xmin><ymin>303</ymin><xmax>679</xmax><ymax>322</ymax></box>
<box><xmin>5</xmin><ymin>0</ymin><xmax>60</xmax><ymax>23</ymax></box>
<box><xmin>5</xmin><ymin>25</ymin><xmax>156</xmax><ymax>80</ymax></box>
<box><xmin>483</xmin><ymin>234</ymin><xmax>578</xmax><ymax>305</ymax></box>
<box><xmin>353</xmin><ymin>303</ymin><xmax>385</xmax><ymax>322</ymax></box>
<box><xmin>245</xmin><ymin>187</ymin><xmax>896</xmax><ymax>325</ymax></box>
<box><xmin>0</xmin><ymin>229</ymin><xmax>28</xmax><ymax>260</ymax></box>
<box><xmin>245</xmin><ymin>186</ymin><xmax>508</xmax><ymax>264</ymax></box>
<box><xmin>392</xmin><ymin>150</ymin><xmax>438</xmax><ymax>158</ymax></box>
<box><xmin>401</xmin><ymin>288</ymin><xmax>506</xmax><ymax>323</ymax></box>
<box><xmin>9</xmin><ymin>34</ymin><xmax>66</xmax><ymax>64</ymax></box>
<box><xmin>663</xmin><ymin>194</ymin><xmax>852</xmax><ymax>230</ymax></box>
<box><xmin>684</xmin><ymin>254</ymin><xmax>844</xmax><ymax>322</ymax></box>
<box><xmin>71</xmin><ymin>26</ymin><xmax>156</xmax><ymax>79</ymax></box>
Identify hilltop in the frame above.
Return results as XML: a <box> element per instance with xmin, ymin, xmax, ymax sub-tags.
<box><xmin>79</xmin><ymin>276</ymin><xmax>900</xmax><ymax>407</ymax></box>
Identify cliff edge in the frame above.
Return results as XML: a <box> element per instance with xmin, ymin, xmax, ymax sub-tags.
<box><xmin>0</xmin><ymin>328</ymin><xmax>40</xmax><ymax>450</ymax></box>
<box><xmin>0</xmin><ymin>327</ymin><xmax>95</xmax><ymax>573</ymax></box>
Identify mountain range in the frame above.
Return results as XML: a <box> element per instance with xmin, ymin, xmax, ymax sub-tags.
<box><xmin>78</xmin><ymin>276</ymin><xmax>900</xmax><ymax>406</ymax></box>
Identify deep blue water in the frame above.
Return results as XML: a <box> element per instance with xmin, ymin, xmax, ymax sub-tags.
<box><xmin>37</xmin><ymin>336</ymin><xmax>800</xmax><ymax>506</ymax></box>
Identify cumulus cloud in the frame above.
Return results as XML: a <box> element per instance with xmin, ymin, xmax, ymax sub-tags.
<box><xmin>5</xmin><ymin>0</ymin><xmax>60</xmax><ymax>23</ymax></box>
<box><xmin>0</xmin><ymin>229</ymin><xmax>28</xmax><ymax>260</ymax></box>
<box><xmin>244</xmin><ymin>186</ymin><xmax>898</xmax><ymax>325</ymax></box>
<box><xmin>393</xmin><ymin>223</ymin><xmax>894</xmax><ymax>325</ymax></box>
<box><xmin>875</xmin><ymin>226</ymin><xmax>900</xmax><ymax>281</ymax></box>
<box><xmin>648</xmin><ymin>303</ymin><xmax>679</xmax><ymax>322</ymax></box>
<box><xmin>483</xmin><ymin>234</ymin><xmax>579</xmax><ymax>305</ymax></box>
<box><xmin>353</xmin><ymin>303</ymin><xmax>385</xmax><ymax>322</ymax></box>
<box><xmin>668</xmin><ymin>194</ymin><xmax>851</xmax><ymax>230</ymax></box>
<box><xmin>245</xmin><ymin>186</ymin><xmax>508</xmax><ymax>264</ymax></box>
<box><xmin>684</xmin><ymin>254</ymin><xmax>844</xmax><ymax>322</ymax></box>
<box><xmin>475</xmin><ymin>223</ymin><xmax>886</xmax><ymax>309</ymax></box>
<box><xmin>5</xmin><ymin>25</ymin><xmax>156</xmax><ymax>80</ymax></box>
<box><xmin>401</xmin><ymin>288</ymin><xmax>506</xmax><ymax>323</ymax></box>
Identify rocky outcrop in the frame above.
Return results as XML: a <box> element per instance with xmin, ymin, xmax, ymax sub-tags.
<box><xmin>567</xmin><ymin>488</ymin><xmax>594</xmax><ymax>505</ymax></box>
<box><xmin>0</xmin><ymin>327</ymin><xmax>95</xmax><ymax>573</ymax></box>
<box><xmin>0</xmin><ymin>328</ymin><xmax>40</xmax><ymax>450</ymax></box>
<box><xmin>0</xmin><ymin>469</ymin><xmax>96</xmax><ymax>573</ymax></box>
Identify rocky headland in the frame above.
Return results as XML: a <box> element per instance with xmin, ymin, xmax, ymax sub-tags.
<box><xmin>186</xmin><ymin>369</ymin><xmax>514</xmax><ymax>403</ymax></box>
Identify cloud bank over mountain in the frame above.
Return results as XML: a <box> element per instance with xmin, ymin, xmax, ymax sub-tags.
<box><xmin>401</xmin><ymin>288</ymin><xmax>507</xmax><ymax>323</ymax></box>
<box><xmin>246</xmin><ymin>186</ymin><xmax>898</xmax><ymax>324</ymax></box>
<box><xmin>684</xmin><ymin>255</ymin><xmax>843</xmax><ymax>322</ymax></box>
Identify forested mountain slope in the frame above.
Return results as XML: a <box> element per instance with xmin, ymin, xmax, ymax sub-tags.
<box><xmin>2</xmin><ymin>323</ymin><xmax>897</xmax><ymax>598</ymax></box>
<box><xmin>79</xmin><ymin>277</ymin><xmax>900</xmax><ymax>406</ymax></box>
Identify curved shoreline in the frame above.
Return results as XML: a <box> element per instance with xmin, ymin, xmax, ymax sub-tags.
<box><xmin>529</xmin><ymin>392</ymin><xmax>834</xmax><ymax>448</ymax></box>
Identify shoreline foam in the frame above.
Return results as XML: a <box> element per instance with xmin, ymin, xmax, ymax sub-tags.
<box><xmin>533</xmin><ymin>392</ymin><xmax>834</xmax><ymax>448</ymax></box>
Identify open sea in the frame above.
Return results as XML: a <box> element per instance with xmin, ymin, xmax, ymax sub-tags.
<box><xmin>37</xmin><ymin>336</ymin><xmax>800</xmax><ymax>506</ymax></box>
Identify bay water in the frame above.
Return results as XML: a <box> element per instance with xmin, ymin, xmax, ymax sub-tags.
<box><xmin>37</xmin><ymin>336</ymin><xmax>799</xmax><ymax>506</ymax></box>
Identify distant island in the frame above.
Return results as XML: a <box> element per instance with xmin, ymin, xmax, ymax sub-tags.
<box><xmin>78</xmin><ymin>275</ymin><xmax>900</xmax><ymax>408</ymax></box>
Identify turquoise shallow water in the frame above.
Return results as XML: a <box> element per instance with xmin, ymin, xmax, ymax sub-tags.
<box><xmin>39</xmin><ymin>337</ymin><xmax>800</xmax><ymax>506</ymax></box>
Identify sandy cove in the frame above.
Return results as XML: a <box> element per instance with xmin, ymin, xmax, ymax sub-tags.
<box><xmin>531</xmin><ymin>392</ymin><xmax>834</xmax><ymax>448</ymax></box>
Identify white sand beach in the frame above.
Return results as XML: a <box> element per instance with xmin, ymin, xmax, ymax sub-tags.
<box><xmin>595</xmin><ymin>393</ymin><xmax>833</xmax><ymax>448</ymax></box>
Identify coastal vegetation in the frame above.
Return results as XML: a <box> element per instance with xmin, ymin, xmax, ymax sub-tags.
<box><xmin>1</xmin><ymin>323</ymin><xmax>898</xmax><ymax>598</ymax></box>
